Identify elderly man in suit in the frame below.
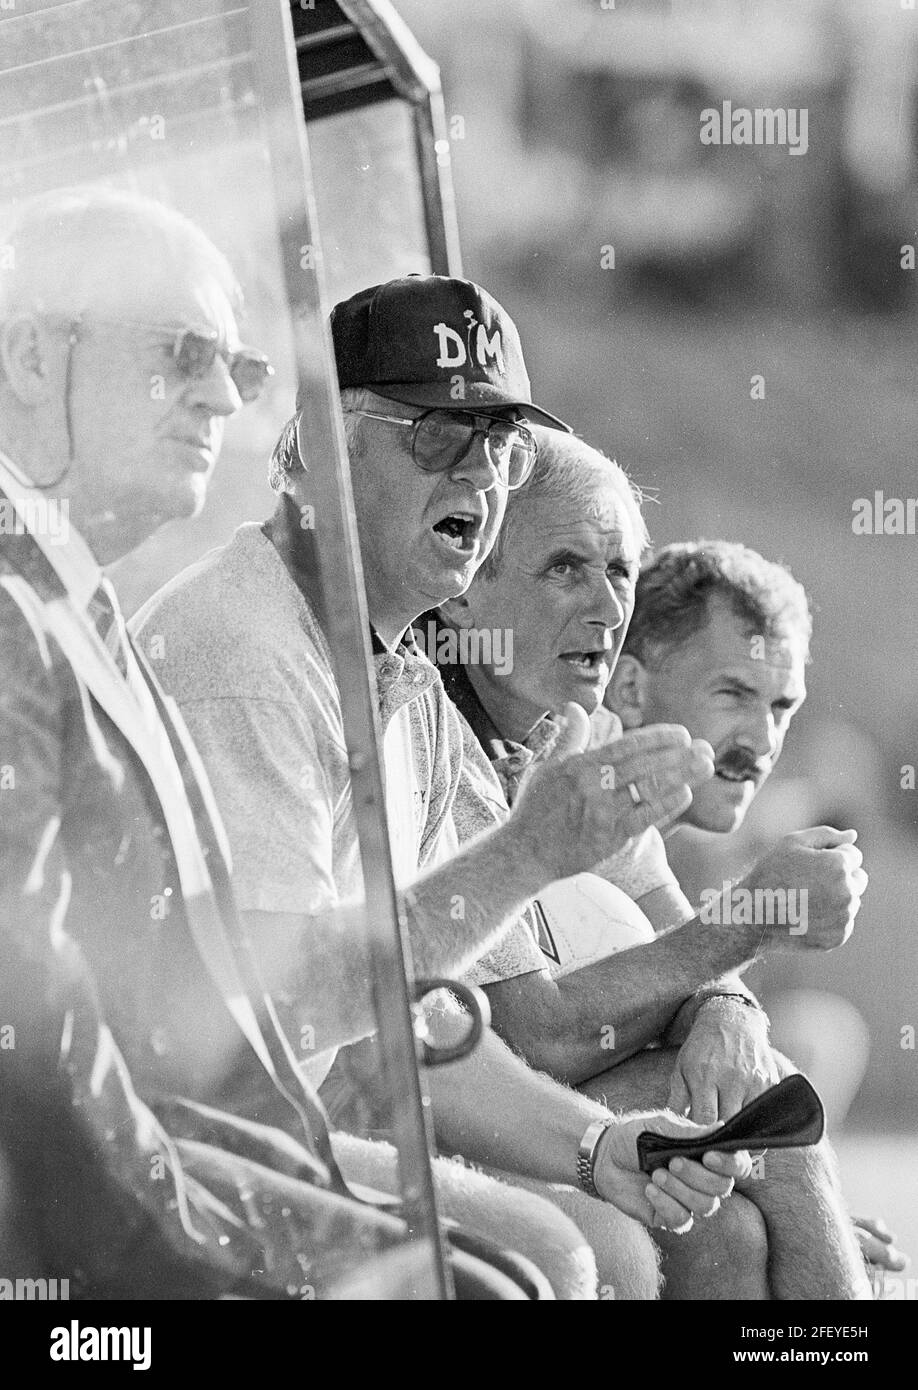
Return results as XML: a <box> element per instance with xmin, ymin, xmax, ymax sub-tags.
<box><xmin>0</xmin><ymin>186</ymin><xmax>429</xmax><ymax>1299</ymax></box>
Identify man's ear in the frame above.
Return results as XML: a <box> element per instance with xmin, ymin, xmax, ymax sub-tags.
<box><xmin>438</xmin><ymin>592</ymin><xmax>477</xmax><ymax>631</ymax></box>
<box><xmin>0</xmin><ymin>315</ymin><xmax>54</xmax><ymax>405</ymax></box>
<box><xmin>605</xmin><ymin>653</ymin><xmax>648</xmax><ymax>729</ymax></box>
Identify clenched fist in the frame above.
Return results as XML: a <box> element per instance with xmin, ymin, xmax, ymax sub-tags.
<box><xmin>741</xmin><ymin>826</ymin><xmax>867</xmax><ymax>951</ymax></box>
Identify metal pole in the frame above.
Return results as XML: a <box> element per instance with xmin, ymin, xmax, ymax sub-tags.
<box><xmin>414</xmin><ymin>90</ymin><xmax>464</xmax><ymax>277</ymax></box>
<box><xmin>337</xmin><ymin>0</ymin><xmax>464</xmax><ymax>275</ymax></box>
<box><xmin>246</xmin><ymin>0</ymin><xmax>452</xmax><ymax>1299</ymax></box>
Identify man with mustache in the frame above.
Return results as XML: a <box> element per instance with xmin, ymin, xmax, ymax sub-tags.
<box><xmin>604</xmin><ymin>541</ymin><xmax>807</xmax><ymax>838</ymax></box>
<box><xmin>429</xmin><ymin>431</ymin><xmax>871</xmax><ymax>1299</ymax></box>
<box><xmin>604</xmin><ymin>538</ymin><xmax>908</xmax><ymax>1279</ymax></box>
<box><xmin>136</xmin><ymin>275</ymin><xmax>752</xmax><ymax>1299</ymax></box>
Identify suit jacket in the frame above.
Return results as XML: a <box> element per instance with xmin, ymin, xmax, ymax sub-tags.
<box><xmin>0</xmin><ymin>493</ymin><xmax>401</xmax><ymax>1297</ymax></box>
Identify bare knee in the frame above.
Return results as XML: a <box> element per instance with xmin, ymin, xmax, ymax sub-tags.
<box><xmin>657</xmin><ymin>1191</ymin><xmax>770</xmax><ymax>1299</ymax></box>
<box><xmin>549</xmin><ymin>1187</ymin><xmax>660</xmax><ymax>1300</ymax></box>
<box><xmin>714</xmin><ymin>1191</ymin><xmax>770</xmax><ymax>1270</ymax></box>
<box><xmin>429</xmin><ymin>1158</ymin><xmax>598</xmax><ymax>1300</ymax></box>
<box><xmin>333</xmin><ymin>1135</ymin><xmax>597</xmax><ymax>1299</ymax></box>
<box><xmin>593</xmin><ymin>1211</ymin><xmax>660</xmax><ymax>1302</ymax></box>
<box><xmin>579</xmin><ymin>1048</ymin><xmax>680</xmax><ymax>1111</ymax></box>
<box><xmin>331</xmin><ymin>1130</ymin><xmax>399</xmax><ymax>1192</ymax></box>
<box><xmin>743</xmin><ymin>1131</ymin><xmax>840</xmax><ymax>1196</ymax></box>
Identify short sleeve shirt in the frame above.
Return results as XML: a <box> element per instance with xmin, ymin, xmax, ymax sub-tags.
<box><xmin>133</xmin><ymin>502</ymin><xmax>466</xmax><ymax>1085</ymax></box>
<box><xmin>450</xmin><ymin>716</ymin><xmax>548</xmax><ymax>987</ymax></box>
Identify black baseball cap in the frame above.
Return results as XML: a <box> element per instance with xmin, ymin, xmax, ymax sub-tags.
<box><xmin>327</xmin><ymin>274</ymin><xmax>571</xmax><ymax>431</ymax></box>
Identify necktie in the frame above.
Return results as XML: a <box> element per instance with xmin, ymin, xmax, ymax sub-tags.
<box><xmin>87</xmin><ymin>576</ymin><xmax>128</xmax><ymax>677</ymax></box>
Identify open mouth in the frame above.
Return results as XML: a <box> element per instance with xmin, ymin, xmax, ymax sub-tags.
<box><xmin>432</xmin><ymin>513</ymin><xmax>479</xmax><ymax>553</ymax></box>
<box><xmin>559</xmin><ymin>650</ymin><xmax>609</xmax><ymax>677</ymax></box>
<box><xmin>715</xmin><ymin>768</ymin><xmax>755</xmax><ymax>784</ymax></box>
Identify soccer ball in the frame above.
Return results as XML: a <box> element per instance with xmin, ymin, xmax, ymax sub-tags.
<box><xmin>533</xmin><ymin>873</ymin><xmax>655</xmax><ymax>978</ymax></box>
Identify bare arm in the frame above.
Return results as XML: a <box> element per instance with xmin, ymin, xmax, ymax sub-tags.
<box><xmin>422</xmin><ymin>999</ymin><xmax>749</xmax><ymax>1231</ymax></box>
<box><xmin>484</xmin><ymin>826</ymin><xmax>868</xmax><ymax>1086</ymax></box>
<box><xmin>425</xmin><ymin>1005</ymin><xmax>609</xmax><ymax>1181</ymax></box>
<box><xmin>483</xmin><ymin>911</ymin><xmax>765</xmax><ymax>1086</ymax></box>
<box><xmin>241</xmin><ymin>815</ymin><xmax>577</xmax><ymax>1053</ymax></box>
<box><xmin>243</xmin><ymin>721</ymin><xmax>714</xmax><ymax>1055</ymax></box>
<box><xmin>600</xmin><ymin>845</ymin><xmax>761</xmax><ymax>1056</ymax></box>
<box><xmin>635</xmin><ymin>880</ymin><xmax>696</xmax><ymax>932</ymax></box>
<box><xmin>661</xmin><ymin>971</ymin><xmax>760</xmax><ymax>1048</ymax></box>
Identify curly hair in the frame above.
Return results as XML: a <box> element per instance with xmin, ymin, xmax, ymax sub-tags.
<box><xmin>623</xmin><ymin>540</ymin><xmax>812</xmax><ymax>668</ymax></box>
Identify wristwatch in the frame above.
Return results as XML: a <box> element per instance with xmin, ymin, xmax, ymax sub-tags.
<box><xmin>576</xmin><ymin>1117</ymin><xmax>615</xmax><ymax>1198</ymax></box>
<box><xmin>703</xmin><ymin>991</ymin><xmax>766</xmax><ymax>1014</ymax></box>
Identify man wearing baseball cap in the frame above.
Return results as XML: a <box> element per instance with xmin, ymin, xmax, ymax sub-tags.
<box><xmin>330</xmin><ymin>273</ymin><xmax>570</xmax><ymax>425</ymax></box>
<box><xmin>135</xmin><ymin>274</ymin><xmax>750</xmax><ymax>1298</ymax></box>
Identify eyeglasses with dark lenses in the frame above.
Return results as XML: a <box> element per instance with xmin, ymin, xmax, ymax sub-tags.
<box><xmin>168</xmin><ymin>327</ymin><xmax>274</xmax><ymax>403</ymax></box>
<box><xmin>62</xmin><ymin>316</ymin><xmax>274</xmax><ymax>403</ymax></box>
<box><xmin>351</xmin><ymin>408</ymin><xmax>538</xmax><ymax>490</ymax></box>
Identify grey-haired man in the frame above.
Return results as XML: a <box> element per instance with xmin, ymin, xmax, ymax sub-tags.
<box><xmin>136</xmin><ymin>274</ymin><xmax>752</xmax><ymax>1299</ymax></box>
<box><xmin>427</xmin><ymin>467</ymin><xmax>870</xmax><ymax>1301</ymax></box>
<box><xmin>0</xmin><ymin>186</ymin><xmax>412</xmax><ymax>1299</ymax></box>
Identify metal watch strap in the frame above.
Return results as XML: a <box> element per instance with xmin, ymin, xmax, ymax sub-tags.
<box><xmin>576</xmin><ymin>1117</ymin><xmax>614</xmax><ymax>1198</ymax></box>
<box><xmin>702</xmin><ymin>991</ymin><xmax>764</xmax><ymax>1013</ymax></box>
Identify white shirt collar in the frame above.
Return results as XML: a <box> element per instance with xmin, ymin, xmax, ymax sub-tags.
<box><xmin>0</xmin><ymin>446</ymin><xmax>102</xmax><ymax>610</ymax></box>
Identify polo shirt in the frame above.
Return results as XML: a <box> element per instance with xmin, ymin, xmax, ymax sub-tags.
<box><xmin>133</xmin><ymin>494</ymin><xmax>466</xmax><ymax>1090</ymax></box>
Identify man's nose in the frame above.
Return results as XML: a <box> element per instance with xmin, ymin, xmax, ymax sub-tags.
<box><xmin>447</xmin><ymin>430</ymin><xmax>500</xmax><ymax>492</ymax></box>
<box><xmin>739</xmin><ymin>707</ymin><xmax>778</xmax><ymax>760</ymax></box>
<box><xmin>186</xmin><ymin>354</ymin><xmax>243</xmax><ymax>418</ymax></box>
<box><xmin>584</xmin><ymin>571</ymin><xmax>626</xmax><ymax>632</ymax></box>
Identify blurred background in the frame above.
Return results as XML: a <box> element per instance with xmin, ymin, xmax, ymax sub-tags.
<box><xmin>2</xmin><ymin>0</ymin><xmax>914</xmax><ymax>1272</ymax></box>
<box><xmin>386</xmin><ymin>0</ymin><xmax>918</xmax><ymax>1261</ymax></box>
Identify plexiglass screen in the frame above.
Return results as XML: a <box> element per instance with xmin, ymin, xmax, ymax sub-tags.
<box><xmin>0</xmin><ymin>0</ymin><xmax>447</xmax><ymax>1300</ymax></box>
